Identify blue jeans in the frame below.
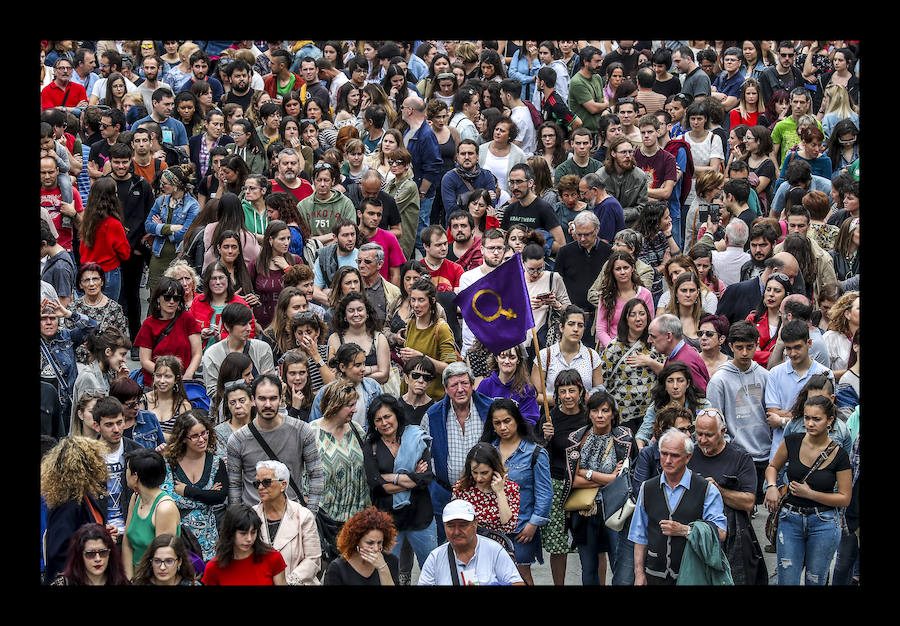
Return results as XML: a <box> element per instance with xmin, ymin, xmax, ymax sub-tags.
<box><xmin>415</xmin><ymin>194</ymin><xmax>435</xmax><ymax>256</ymax></box>
<box><xmin>391</xmin><ymin>519</ymin><xmax>437</xmax><ymax>569</ymax></box>
<box><xmin>102</xmin><ymin>267</ymin><xmax>121</xmax><ymax>302</ymax></box>
<box><xmin>669</xmin><ymin>213</ymin><xmax>683</xmax><ymax>252</ymax></box>
<box><xmin>776</xmin><ymin>506</ymin><xmax>840</xmax><ymax>585</ymax></box>
<box><xmin>577</xmin><ymin>514</ymin><xmax>619</xmax><ymax>585</ymax></box>
<box><xmin>613</xmin><ymin>527</ymin><xmax>635</xmax><ymax>585</ymax></box>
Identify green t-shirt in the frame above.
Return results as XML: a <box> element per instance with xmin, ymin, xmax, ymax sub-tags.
<box><xmin>771</xmin><ymin>116</ymin><xmax>824</xmax><ymax>168</ymax></box>
<box><xmin>848</xmin><ymin>158</ymin><xmax>859</xmax><ymax>180</ymax></box>
<box><xmin>568</xmin><ymin>72</ymin><xmax>605</xmax><ymax>132</ymax></box>
<box><xmin>277</xmin><ymin>74</ymin><xmax>297</xmax><ymax>98</ymax></box>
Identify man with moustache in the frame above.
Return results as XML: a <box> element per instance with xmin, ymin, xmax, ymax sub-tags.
<box><xmin>219</xmin><ymin>59</ymin><xmax>257</xmax><ymax>112</ymax></box>
<box><xmin>500</xmin><ymin>163</ymin><xmax>566</xmax><ymax>254</ymax></box>
<box><xmin>446</xmin><ymin>210</ymin><xmax>482</xmax><ymax>271</ymax></box>
<box><xmin>739</xmin><ymin>222</ymin><xmax>778</xmax><ymax>281</ymax></box>
<box><xmin>345</xmin><ymin>169</ymin><xmax>403</xmax><ymax>240</ymax></box>
<box><xmin>568</xmin><ymin>46</ymin><xmax>609</xmax><ymax>138</ymax></box>
<box><xmin>226</xmin><ymin>373</ymin><xmax>324</xmax><ymax>512</ymax></box>
<box><xmin>135</xmin><ymin>55</ymin><xmax>171</xmax><ymax>112</ymax></box>
<box><xmin>441</xmin><ymin>139</ymin><xmax>498</xmax><ymax>217</ymax></box>
<box><xmin>270</xmin><ymin>148</ymin><xmax>314</xmax><ymax>203</ymax></box>
<box><xmin>596</xmin><ymin>136</ymin><xmax>649</xmax><ymax>229</ymax></box>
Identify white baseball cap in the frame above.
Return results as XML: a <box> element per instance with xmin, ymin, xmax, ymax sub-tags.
<box><xmin>442</xmin><ymin>499</ymin><xmax>476</xmax><ymax>523</ymax></box>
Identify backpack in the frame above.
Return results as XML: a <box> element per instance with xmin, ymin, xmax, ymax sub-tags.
<box><xmin>523</xmin><ymin>99</ymin><xmax>543</xmax><ymax>131</ymax></box>
<box><xmin>663</xmin><ymin>139</ymin><xmax>694</xmax><ymax>203</ymax></box>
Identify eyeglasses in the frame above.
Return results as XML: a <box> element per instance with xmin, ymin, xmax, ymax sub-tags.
<box><xmin>123</xmin><ymin>400</ymin><xmax>141</xmax><ymax>409</ymax></box>
<box><xmin>524</xmin><ymin>267</ymin><xmax>543</xmax><ymax>275</ymax></box>
<box><xmin>84</xmin><ymin>548</ymin><xmax>110</xmax><ymax>559</ymax></box>
<box><xmin>388</xmin><ymin>159</ymin><xmax>407</xmax><ymax>166</ymax></box>
<box><xmin>770</xmin><ymin>272</ymin><xmax>790</xmax><ymax>282</ymax></box>
<box><xmin>152</xmin><ymin>558</ymin><xmax>177</xmax><ymax>567</ymax></box>
<box><xmin>314</xmin><ymin>162</ymin><xmax>333</xmax><ymax>171</ymax></box>
<box><xmin>357</xmin><ymin>257</ymin><xmax>375</xmax><ymax>265</ymax></box>
<box><xmin>838</xmin><ymin>136</ymin><xmax>856</xmax><ymax>145</ymax></box>
<box><xmin>300</xmin><ymin>118</ymin><xmax>316</xmax><ymax>124</ymax></box>
<box><xmin>483</xmin><ymin>245</ymin><xmax>504</xmax><ymax>253</ymax></box>
<box><xmin>779</xmin><ymin>53</ymin><xmax>795</xmax><ymax>58</ymax></box>
<box><xmin>243</xmin><ymin>185</ymin><xmax>261</xmax><ymax>192</ymax></box>
<box><xmin>253</xmin><ymin>477</ymin><xmax>282</xmax><ymax>489</ymax></box>
<box><xmin>99</xmin><ymin>122</ymin><xmax>111</xmax><ymax>129</ymax></box>
<box><xmin>230</xmin><ymin>131</ymin><xmax>245</xmax><ymax>138</ymax></box>
<box><xmin>141</xmin><ymin>44</ymin><xmax>155</xmax><ymax>50</ymax></box>
<box><xmin>160</xmin><ymin>294</ymin><xmax>182</xmax><ymax>302</ymax></box>
<box><xmin>616</xmin><ymin>149</ymin><xmax>635</xmax><ymax>155</ymax></box>
<box><xmin>409</xmin><ymin>371</ymin><xmax>434</xmax><ymax>382</ymax></box>
<box><xmin>696</xmin><ymin>409</ymin><xmax>724</xmax><ymax>420</ymax></box>
<box><xmin>508</xmin><ymin>178</ymin><xmax>528</xmax><ymax>186</ymax></box>
<box><xmin>677</xmin><ymin>425</ymin><xmax>695</xmax><ymax>435</ymax></box>
<box><xmin>187</xmin><ymin>430</ymin><xmax>210</xmax><ymax>442</ymax></box>
<box><xmin>697</xmin><ymin>330</ymin><xmax>718</xmax><ymax>338</ymax></box>
<box><xmin>81</xmin><ymin>276</ymin><xmax>102</xmax><ymax>284</ymax></box>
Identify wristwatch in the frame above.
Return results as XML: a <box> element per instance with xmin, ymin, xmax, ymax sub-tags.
<box><xmin>585</xmin><ymin>470</ymin><xmax>594</xmax><ymax>482</ymax></box>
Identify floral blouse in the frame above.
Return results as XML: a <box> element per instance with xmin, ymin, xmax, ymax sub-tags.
<box><xmin>64</xmin><ymin>297</ymin><xmax>128</xmax><ymax>364</ymax></box>
<box><xmin>809</xmin><ymin>222</ymin><xmax>840</xmax><ymax>252</ymax></box>
<box><xmin>599</xmin><ymin>339</ymin><xmax>666</xmax><ymax>428</ymax></box>
<box><xmin>451</xmin><ymin>481</ymin><xmax>520</xmax><ymax>535</ymax></box>
<box><xmin>310</xmin><ymin>421</ymin><xmax>371</xmax><ymax>523</ymax></box>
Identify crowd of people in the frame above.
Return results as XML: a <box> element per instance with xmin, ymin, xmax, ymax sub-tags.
<box><xmin>40</xmin><ymin>38</ymin><xmax>859</xmax><ymax>586</ymax></box>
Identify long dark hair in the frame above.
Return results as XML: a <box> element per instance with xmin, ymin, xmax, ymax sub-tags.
<box><xmin>600</xmin><ymin>251</ymin><xmax>642</xmax><ymax>327</ymax></box>
<box><xmin>132</xmin><ymin>533</ymin><xmax>196</xmax><ymax>585</ymax></box>
<box><xmin>587</xmin><ymin>388</ymin><xmax>621</xmax><ymax>428</ymax></box>
<box><xmin>788</xmin><ymin>374</ymin><xmax>835</xmax><ymax>423</ymax></box>
<box><xmin>825</xmin><ymin>119</ymin><xmax>857</xmax><ymax>171</ymax></box>
<box><xmin>535</xmin><ymin>122</ymin><xmax>566</xmax><ymax>168</ymax></box>
<box><xmin>407</xmin><ymin>277</ymin><xmax>439</xmax><ymax>326</ymax></box>
<box><xmin>280</xmin><ymin>350</ymin><xmax>313</xmax><ymax>411</ymax></box>
<box><xmin>480</xmin><ymin>398</ymin><xmax>538</xmax><ymax>444</ymax></box>
<box><xmin>328</xmin><ymin>265</ymin><xmax>364</xmax><ymax>310</ymax></box>
<box><xmin>215</xmin><ymin>229</ymin><xmax>254</xmax><ymax>296</ymax></box>
<box><xmin>398</xmin><ymin>260</ymin><xmax>430</xmax><ymax>299</ymax></box>
<box><xmin>637</xmin><ymin>201</ymin><xmax>669</xmax><ymax>240</ymax></box>
<box><xmin>200</xmin><ymin>260</ymin><xmax>237</xmax><ymax>303</ymax></box>
<box><xmin>208</xmin><ymin>192</ymin><xmax>252</xmax><ymax>253</ymax></box>
<box><xmin>365</xmin><ymin>394</ymin><xmax>410</xmax><ymax>445</ymax></box>
<box><xmin>457</xmin><ymin>442</ymin><xmax>506</xmax><ymax>491</ymax></box>
<box><xmin>255</xmin><ymin>219</ymin><xmax>294</xmax><ymax>275</ymax></box>
<box><xmin>81</xmin><ymin>177</ymin><xmax>124</xmax><ymax>248</ymax></box>
<box><xmin>651</xmin><ymin>362</ymin><xmax>705</xmax><ymax>413</ymax></box>
<box><xmin>616</xmin><ymin>297</ymin><xmax>652</xmax><ymax>345</ymax></box>
<box><xmin>332</xmin><ymin>290</ymin><xmax>378</xmax><ymax>336</ymax></box>
<box><xmin>751</xmin><ymin>272</ymin><xmax>792</xmax><ymax>324</ymax></box>
<box><xmin>231</xmin><ymin>117</ymin><xmax>266</xmax><ymax>156</ymax></box>
<box><xmin>214</xmin><ymin>504</ymin><xmax>273</xmax><ymax>569</ymax></box>
<box><xmin>212</xmin><ymin>353</ymin><xmax>253</xmax><ymax>419</ymax></box>
<box><xmin>59</xmin><ymin>523</ymin><xmax>130</xmax><ymax>585</ymax></box>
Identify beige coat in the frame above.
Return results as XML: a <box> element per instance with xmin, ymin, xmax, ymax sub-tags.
<box><xmin>773</xmin><ymin>235</ymin><xmax>837</xmax><ymax>303</ymax></box>
<box><xmin>253</xmin><ymin>498</ymin><xmax>321</xmax><ymax>585</ymax></box>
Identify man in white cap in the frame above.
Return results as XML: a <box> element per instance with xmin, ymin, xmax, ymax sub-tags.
<box><xmin>418</xmin><ymin>499</ymin><xmax>524</xmax><ymax>586</ymax></box>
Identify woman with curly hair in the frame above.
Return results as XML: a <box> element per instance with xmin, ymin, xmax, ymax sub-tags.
<box><xmin>634</xmin><ymin>361</ymin><xmax>711</xmax><ymax>449</ymax></box>
<box><xmin>41</xmin><ymin>437</ymin><xmax>113</xmax><ymax>584</ymax></box>
<box><xmin>132</xmin><ymin>533</ymin><xmax>199</xmax><ymax>585</ymax></box>
<box><xmin>144</xmin><ymin>354</ymin><xmax>193</xmax><ymax>438</ymax></box>
<box><xmin>451</xmin><ymin>442</ymin><xmax>520</xmax><ymax>536</ymax></box>
<box><xmin>324</xmin><ymin>506</ymin><xmax>398</xmax><ymax>585</ymax></box>
<box><xmin>79</xmin><ymin>176</ymin><xmax>131</xmax><ymax>301</ymax></box>
<box><xmin>51</xmin><ymin>522</ymin><xmax>130</xmax><ymax>586</ymax></box>
<box><xmin>202</xmin><ymin>503</ymin><xmax>287</xmax><ymax>585</ymax></box>
<box><xmin>594</xmin><ymin>251</ymin><xmax>655</xmax><ymax>350</ymax></box>
<box><xmin>823</xmin><ymin>290</ymin><xmax>859</xmax><ymax>378</ymax></box>
<box><xmin>161</xmin><ymin>410</ymin><xmax>227</xmax><ymax>562</ymax></box>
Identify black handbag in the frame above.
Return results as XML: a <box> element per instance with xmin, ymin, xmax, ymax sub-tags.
<box><xmin>600</xmin><ymin>456</ymin><xmax>636</xmax><ymax>530</ymax></box>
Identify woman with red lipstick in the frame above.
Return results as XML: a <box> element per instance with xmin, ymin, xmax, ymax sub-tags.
<box><xmin>51</xmin><ymin>523</ymin><xmax>130</xmax><ymax>586</ymax></box>
<box><xmin>745</xmin><ymin>273</ymin><xmax>792</xmax><ymax>367</ymax></box>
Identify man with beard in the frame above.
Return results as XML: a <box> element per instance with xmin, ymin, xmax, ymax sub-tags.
<box><xmin>445</xmin><ymin>210</ymin><xmax>482</xmax><ymax>271</ymax></box>
<box><xmin>135</xmin><ymin>55</ymin><xmax>171</xmax><ymax>112</ymax></box>
<box><xmin>440</xmin><ymin>140</ymin><xmax>497</xmax><ymax>217</ymax></box>
<box><xmin>129</xmin><ymin>127</ymin><xmax>168</xmax><ymax>184</ymax></box>
<box><xmin>456</xmin><ymin>229</ymin><xmax>507</xmax><ymax>356</ymax></box>
<box><xmin>181</xmin><ymin>49</ymin><xmax>224</xmax><ymax>103</ymax></box>
<box><xmin>596</xmin><ymin>136</ymin><xmax>649</xmax><ymax>229</ymax></box>
<box><xmin>578</xmin><ymin>172</ymin><xmax>625</xmax><ymax>244</ymax></box>
<box><xmin>500</xmin><ymin>163</ymin><xmax>566</xmax><ymax>254</ymax></box>
<box><xmin>688</xmin><ymin>408</ymin><xmax>766</xmax><ymax>585</ymax></box>
<box><xmin>269</xmin><ymin>148</ymin><xmax>314</xmax><ymax>203</ymax></box>
<box><xmin>740</xmin><ymin>222</ymin><xmax>778</xmax><ymax>281</ymax></box>
<box><xmin>758</xmin><ymin>41</ymin><xmax>805</xmax><ymax>105</ymax></box>
<box><xmin>313</xmin><ymin>218</ymin><xmax>360</xmax><ymax>303</ymax></box>
<box><xmin>568</xmin><ymin>46</ymin><xmax>608</xmax><ymax>138</ymax></box>
<box><xmin>344</xmin><ymin>170</ymin><xmax>402</xmax><ymax>240</ymax></box>
<box><xmin>297</xmin><ymin>57</ymin><xmax>331</xmax><ymax>107</ymax></box>
<box><xmin>356</xmin><ymin>197</ymin><xmax>405</xmax><ymax>284</ymax></box>
<box><xmin>220</xmin><ymin>59</ymin><xmax>256</xmax><ymax>112</ymax></box>
<box><xmin>226</xmin><ymin>373</ymin><xmax>324</xmax><ymax>512</ymax></box>
<box><xmin>88</xmin><ymin>50</ymin><xmax>138</xmax><ymax>106</ymax></box>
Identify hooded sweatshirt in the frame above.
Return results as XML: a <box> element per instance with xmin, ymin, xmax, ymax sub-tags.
<box><xmin>296</xmin><ymin>190</ymin><xmax>357</xmax><ymax>237</ymax></box>
<box><xmin>705</xmin><ymin>360</ymin><xmax>771</xmax><ymax>462</ymax></box>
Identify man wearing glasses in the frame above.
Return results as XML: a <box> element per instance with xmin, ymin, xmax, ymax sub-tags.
<box><xmin>709</xmin><ymin>47</ymin><xmax>745</xmax><ymax>112</ymax></box>
<box><xmin>759</xmin><ymin>41</ymin><xmax>805</xmax><ymax>105</ymax></box>
<box><xmin>41</xmin><ymin>57</ymin><xmax>89</xmax><ymax>112</ymax></box>
<box><xmin>500</xmin><ymin>163</ymin><xmax>566</xmax><ymax>254</ymax></box>
<box><xmin>596</xmin><ymin>136</ymin><xmax>649</xmax><ymax>229</ymax></box>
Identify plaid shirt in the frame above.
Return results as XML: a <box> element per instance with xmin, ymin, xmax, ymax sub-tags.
<box><xmin>445</xmin><ymin>402</ymin><xmax>483</xmax><ymax>486</ymax></box>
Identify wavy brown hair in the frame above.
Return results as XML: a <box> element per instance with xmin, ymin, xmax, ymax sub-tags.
<box><xmin>132</xmin><ymin>533</ymin><xmax>196</xmax><ymax>585</ymax></box>
<box><xmin>826</xmin><ymin>291</ymin><xmax>859</xmax><ymax>336</ymax></box>
<box><xmin>599</xmin><ymin>251</ymin><xmax>643</xmax><ymax>327</ymax></box>
<box><xmin>163</xmin><ymin>409</ymin><xmax>218</xmax><ymax>467</ymax></box>
<box><xmin>336</xmin><ymin>506</ymin><xmax>397</xmax><ymax>561</ymax></box>
<box><xmin>40</xmin><ymin>437</ymin><xmax>108</xmax><ymax>509</ymax></box>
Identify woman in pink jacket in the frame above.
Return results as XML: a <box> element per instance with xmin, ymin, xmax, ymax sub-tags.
<box><xmin>594</xmin><ymin>252</ymin><xmax>655</xmax><ymax>350</ymax></box>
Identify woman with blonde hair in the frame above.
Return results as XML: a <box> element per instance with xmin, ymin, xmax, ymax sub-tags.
<box><xmin>41</xmin><ymin>436</ymin><xmax>113</xmax><ymax>584</ymax></box>
<box><xmin>818</xmin><ymin>83</ymin><xmax>859</xmax><ymax>141</ymax></box>
<box><xmin>823</xmin><ymin>291</ymin><xmax>859</xmax><ymax>378</ymax></box>
<box><xmin>163</xmin><ymin>259</ymin><xmax>201</xmax><ymax>310</ymax></box>
<box><xmin>728</xmin><ymin>78</ymin><xmax>768</xmax><ymax>129</ymax></box>
<box><xmin>163</xmin><ymin>42</ymin><xmax>200</xmax><ymax>93</ymax></box>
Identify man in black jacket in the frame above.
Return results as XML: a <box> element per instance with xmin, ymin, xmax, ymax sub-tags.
<box><xmin>716</xmin><ymin>252</ymin><xmax>802</xmax><ymax>324</ymax></box>
<box><xmin>106</xmin><ymin>143</ymin><xmax>154</xmax><ymax>349</ymax></box>
<box><xmin>758</xmin><ymin>41</ymin><xmax>805</xmax><ymax>105</ymax></box>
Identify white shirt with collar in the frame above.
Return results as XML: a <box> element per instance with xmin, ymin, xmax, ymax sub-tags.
<box><xmin>418</xmin><ymin>535</ymin><xmax>523</xmax><ymax>585</ymax></box>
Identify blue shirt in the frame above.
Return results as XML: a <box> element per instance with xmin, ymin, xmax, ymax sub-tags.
<box><xmin>131</xmin><ymin>114</ymin><xmax>189</xmax><ymax>148</ymax></box>
<box><xmin>771</xmin><ymin>174</ymin><xmax>831</xmax><ymax>219</ymax></box>
<box><xmin>313</xmin><ymin>248</ymin><xmax>358</xmax><ymax>288</ymax></box>
<box><xmin>764</xmin><ymin>358</ymin><xmax>834</xmax><ymax>460</ymax></box>
<box><xmin>490</xmin><ymin>438</ymin><xmax>552</xmax><ymax>532</ymax></box>
<box><xmin>712</xmin><ymin>71</ymin><xmax>745</xmax><ymax>100</ymax></box>
<box><xmin>628</xmin><ymin>468</ymin><xmax>727</xmax><ymax>545</ymax></box>
<box><xmin>593</xmin><ymin>196</ymin><xmax>626</xmax><ymax>243</ymax></box>
<box><xmin>669</xmin><ymin>146</ymin><xmax>687</xmax><ymax>217</ymax></box>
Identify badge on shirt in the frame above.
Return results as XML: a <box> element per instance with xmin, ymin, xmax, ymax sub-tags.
<box><xmin>162</xmin><ymin>128</ymin><xmax>174</xmax><ymax>144</ymax></box>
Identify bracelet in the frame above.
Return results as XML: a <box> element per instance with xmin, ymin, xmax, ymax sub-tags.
<box><xmin>393</xmin><ymin>474</ymin><xmax>399</xmax><ymax>485</ymax></box>
<box><xmin>377</xmin><ymin>563</ymin><xmax>387</xmax><ymax>570</ymax></box>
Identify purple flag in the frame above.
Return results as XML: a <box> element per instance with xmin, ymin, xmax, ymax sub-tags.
<box><xmin>453</xmin><ymin>253</ymin><xmax>535</xmax><ymax>354</ymax></box>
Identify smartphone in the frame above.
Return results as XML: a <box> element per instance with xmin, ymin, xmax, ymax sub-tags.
<box><xmin>699</xmin><ymin>206</ymin><xmax>708</xmax><ymax>222</ymax></box>
<box><xmin>709</xmin><ymin>203</ymin><xmax>721</xmax><ymax>224</ymax></box>
<box><xmin>536</xmin><ymin>292</ymin><xmax>551</xmax><ymax>300</ymax></box>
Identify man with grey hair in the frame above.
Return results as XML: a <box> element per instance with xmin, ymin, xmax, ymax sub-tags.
<box><xmin>271</xmin><ymin>147</ymin><xmax>315</xmax><ymax>203</ymax></box>
<box><xmin>402</xmin><ymin>94</ymin><xmax>442</xmax><ymax>256</ymax></box>
<box><xmin>555</xmin><ymin>209</ymin><xmax>612</xmax><ymax>345</ymax></box>
<box><xmin>689</xmin><ymin>408</ymin><xmax>765</xmax><ymax>584</ymax></box>
<box><xmin>711</xmin><ymin>218</ymin><xmax>750</xmax><ymax>287</ymax></box>
<box><xmin>710</xmin><ymin>47</ymin><xmax>745</xmax><ymax>111</ymax></box>
<box><xmin>629</xmin><ymin>427</ymin><xmax>727</xmax><ymax>585</ymax></box>
<box><xmin>765</xmin><ymin>294</ymin><xmax>831</xmax><ymax>369</ymax></box>
<box><xmin>645</xmin><ymin>314</ymin><xmax>710</xmax><ymax>392</ymax></box>
<box><xmin>420</xmin><ymin>360</ymin><xmax>493</xmax><ymax>543</ymax></box>
<box><xmin>578</xmin><ymin>171</ymin><xmax>625</xmax><ymax>244</ymax></box>
<box><xmin>358</xmin><ymin>241</ymin><xmax>400</xmax><ymax>326</ymax></box>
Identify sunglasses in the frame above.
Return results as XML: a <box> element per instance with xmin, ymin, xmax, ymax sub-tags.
<box><xmin>677</xmin><ymin>425</ymin><xmax>696</xmax><ymax>435</ymax></box>
<box><xmin>409</xmin><ymin>371</ymin><xmax>434</xmax><ymax>382</ymax></box>
<box><xmin>123</xmin><ymin>400</ymin><xmax>141</xmax><ymax>409</ymax></box>
<box><xmin>253</xmin><ymin>477</ymin><xmax>282</xmax><ymax>489</ymax></box>
<box><xmin>388</xmin><ymin>159</ymin><xmax>407</xmax><ymax>166</ymax></box>
<box><xmin>697</xmin><ymin>330</ymin><xmax>718</xmax><ymax>338</ymax></box>
<box><xmin>160</xmin><ymin>293</ymin><xmax>182</xmax><ymax>302</ymax></box>
<box><xmin>696</xmin><ymin>409</ymin><xmax>724</xmax><ymax>420</ymax></box>
<box><xmin>84</xmin><ymin>549</ymin><xmax>111</xmax><ymax>559</ymax></box>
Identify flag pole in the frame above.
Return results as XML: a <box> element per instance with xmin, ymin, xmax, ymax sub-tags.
<box><xmin>531</xmin><ymin>327</ymin><xmax>551</xmax><ymax>424</ymax></box>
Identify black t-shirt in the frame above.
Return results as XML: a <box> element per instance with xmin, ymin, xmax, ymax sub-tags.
<box><xmin>601</xmin><ymin>49</ymin><xmax>639</xmax><ymax>78</ymax></box>
<box><xmin>324</xmin><ymin>553</ymin><xmax>399</xmax><ymax>585</ymax></box>
<box><xmin>783</xmin><ymin>433</ymin><xmax>850</xmax><ymax>509</ymax></box>
<box><xmin>652</xmin><ymin>76</ymin><xmax>683</xmax><ymax>98</ymax></box>
<box><xmin>538</xmin><ymin>408</ymin><xmax>590</xmax><ymax>480</ymax></box>
<box><xmin>398</xmin><ymin>397</ymin><xmax>434</xmax><ymax>426</ymax></box>
<box><xmin>688</xmin><ymin>442</ymin><xmax>758</xmax><ymax>508</ymax></box>
<box><xmin>500</xmin><ymin>197</ymin><xmax>559</xmax><ymax>232</ymax></box>
<box><xmin>88</xmin><ymin>140</ymin><xmax>114</xmax><ymax>170</ymax></box>
<box><xmin>222</xmin><ymin>88</ymin><xmax>253</xmax><ymax>112</ymax></box>
<box><xmin>198</xmin><ymin>173</ymin><xmax>221</xmax><ymax>199</ymax></box>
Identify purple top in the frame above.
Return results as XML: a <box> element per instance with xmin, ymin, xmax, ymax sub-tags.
<box><xmin>476</xmin><ymin>371</ymin><xmax>541</xmax><ymax>425</ymax></box>
<box><xmin>667</xmin><ymin>339</ymin><xmax>710</xmax><ymax>394</ymax></box>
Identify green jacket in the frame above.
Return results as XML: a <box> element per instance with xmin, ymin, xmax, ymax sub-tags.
<box><xmin>223</xmin><ymin>142</ymin><xmax>268</xmax><ymax>176</ymax></box>
<box><xmin>676</xmin><ymin>521</ymin><xmax>734</xmax><ymax>586</ymax></box>
<box><xmin>297</xmin><ymin>190</ymin><xmax>357</xmax><ymax>237</ymax></box>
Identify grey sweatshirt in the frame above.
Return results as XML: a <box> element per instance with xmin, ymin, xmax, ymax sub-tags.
<box><xmin>705</xmin><ymin>360</ymin><xmax>771</xmax><ymax>462</ymax></box>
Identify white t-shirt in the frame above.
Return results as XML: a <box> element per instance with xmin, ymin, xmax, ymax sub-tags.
<box><xmin>510</xmin><ymin>105</ymin><xmax>536</xmax><ymax>157</ymax></box>
<box><xmin>328</xmin><ymin>72</ymin><xmax>350</xmax><ymax>109</ymax></box>
<box><xmin>91</xmin><ymin>75</ymin><xmax>139</xmax><ymax>101</ymax></box>
<box><xmin>684</xmin><ymin>130</ymin><xmax>725</xmax><ymax>205</ymax></box>
<box><xmin>104</xmin><ymin>440</ymin><xmax>127</xmax><ymax>533</ymax></box>
<box><xmin>483</xmin><ymin>150</ymin><xmax>510</xmax><ymax>193</ymax></box>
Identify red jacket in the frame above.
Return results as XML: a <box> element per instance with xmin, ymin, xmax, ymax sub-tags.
<box><xmin>79</xmin><ymin>216</ymin><xmax>130</xmax><ymax>271</ymax></box>
<box><xmin>188</xmin><ymin>293</ymin><xmax>257</xmax><ymax>340</ymax></box>
<box><xmin>745</xmin><ymin>309</ymin><xmax>779</xmax><ymax>367</ymax></box>
<box><xmin>263</xmin><ymin>72</ymin><xmax>305</xmax><ymax>100</ymax></box>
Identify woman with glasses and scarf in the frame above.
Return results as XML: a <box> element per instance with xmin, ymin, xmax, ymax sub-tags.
<box><xmin>161</xmin><ymin>410</ymin><xmax>227</xmax><ymax>562</ymax></box>
<box><xmin>144</xmin><ymin>165</ymin><xmax>200</xmax><ymax>297</ymax></box>
<box><xmin>134</xmin><ymin>277</ymin><xmax>203</xmax><ymax>385</ymax></box>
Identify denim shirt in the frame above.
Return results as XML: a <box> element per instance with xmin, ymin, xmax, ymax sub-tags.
<box><xmin>492</xmin><ymin>438</ymin><xmax>553</xmax><ymax>533</ymax></box>
<box><xmin>41</xmin><ymin>312</ymin><xmax>98</xmax><ymax>395</ymax></box>
<box><xmin>129</xmin><ymin>409</ymin><xmax>166</xmax><ymax>450</ymax></box>
<box><xmin>144</xmin><ymin>193</ymin><xmax>201</xmax><ymax>257</ymax></box>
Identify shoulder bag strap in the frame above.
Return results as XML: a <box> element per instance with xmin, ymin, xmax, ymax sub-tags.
<box><xmin>62</xmin><ymin>84</ymin><xmax>72</xmax><ymax>107</ymax></box>
<box><xmin>799</xmin><ymin>440</ymin><xmax>839</xmax><ymax>484</ymax></box>
<box><xmin>246</xmin><ymin>420</ymin><xmax>307</xmax><ymax>507</ymax></box>
<box><xmin>447</xmin><ymin>542</ymin><xmax>461</xmax><ymax>585</ymax></box>
<box><xmin>84</xmin><ymin>495</ymin><xmax>104</xmax><ymax>525</ymax></box>
<box><xmin>348</xmin><ymin>421</ymin><xmax>366</xmax><ymax>451</ymax></box>
<box><xmin>40</xmin><ymin>338</ymin><xmax>69</xmax><ymax>390</ymax></box>
<box><xmin>152</xmin><ymin>312</ymin><xmax>181</xmax><ymax>351</ymax></box>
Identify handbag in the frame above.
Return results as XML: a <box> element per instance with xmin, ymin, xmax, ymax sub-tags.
<box><xmin>383</xmin><ymin>363</ymin><xmax>402</xmax><ymax>397</ymax></box>
<box><xmin>563</xmin><ymin>436</ymin><xmax>614</xmax><ymax>513</ymax></box>
<box><xmin>601</xmin><ymin>455</ymin><xmax>636</xmax><ymax>530</ymax></box>
<box><xmin>764</xmin><ymin>440</ymin><xmax>838</xmax><ymax>544</ymax></box>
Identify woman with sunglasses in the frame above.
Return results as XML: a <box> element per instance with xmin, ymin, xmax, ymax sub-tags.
<box><xmin>745</xmin><ymin>272</ymin><xmax>792</xmax><ymax>367</ymax></box>
<box><xmin>189</xmin><ymin>261</ymin><xmax>258</xmax><ymax>353</ymax></box>
<box><xmin>134</xmin><ymin>276</ymin><xmax>203</xmax><ymax>386</ymax></box>
<box><xmin>109</xmin><ymin>377</ymin><xmax>166</xmax><ymax>451</ymax></box>
<box><xmin>634</xmin><ymin>361</ymin><xmax>711</xmax><ymax>450</ymax></box>
<box><xmin>161</xmin><ymin>410</ymin><xmax>227</xmax><ymax>562</ymax></box>
<box><xmin>824</xmin><ymin>118</ymin><xmax>858</xmax><ymax>174</ymax></box>
<box><xmin>250</xmin><ymin>460</ymin><xmax>321</xmax><ymax>585</ymax></box>
<box><xmin>132</xmin><ymin>533</ymin><xmax>199</xmax><ymax>585</ymax></box>
<box><xmin>477</xmin><ymin>345</ymin><xmax>540</xmax><ymax>426</ymax></box>
<box><xmin>398</xmin><ymin>355</ymin><xmax>436</xmax><ymax>425</ymax></box>
<box><xmin>697</xmin><ymin>314</ymin><xmax>730</xmax><ymax>378</ymax></box>
<box><xmin>50</xmin><ymin>522</ymin><xmax>130</xmax><ymax>586</ymax></box>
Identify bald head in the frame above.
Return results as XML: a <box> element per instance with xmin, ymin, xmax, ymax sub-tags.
<box><xmin>770</xmin><ymin>251</ymin><xmax>799</xmax><ymax>284</ymax></box>
<box><xmin>402</xmin><ymin>95</ymin><xmax>426</xmax><ymax>121</ymax></box>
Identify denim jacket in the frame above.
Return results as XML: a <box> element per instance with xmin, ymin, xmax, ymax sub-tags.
<box><xmin>41</xmin><ymin>312</ymin><xmax>98</xmax><ymax>399</ymax></box>
<box><xmin>492</xmin><ymin>438</ymin><xmax>552</xmax><ymax>532</ymax></box>
<box><xmin>144</xmin><ymin>193</ymin><xmax>201</xmax><ymax>257</ymax></box>
<box><xmin>308</xmin><ymin>377</ymin><xmax>382</xmax><ymax>427</ymax></box>
<box><xmin>130</xmin><ymin>409</ymin><xmax>166</xmax><ymax>450</ymax></box>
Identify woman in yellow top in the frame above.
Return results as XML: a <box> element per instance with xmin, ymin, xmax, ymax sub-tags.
<box><xmin>397</xmin><ymin>278</ymin><xmax>458</xmax><ymax>401</ymax></box>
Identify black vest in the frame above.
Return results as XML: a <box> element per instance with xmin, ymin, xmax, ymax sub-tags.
<box><xmin>643</xmin><ymin>470</ymin><xmax>709</xmax><ymax>581</ymax></box>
